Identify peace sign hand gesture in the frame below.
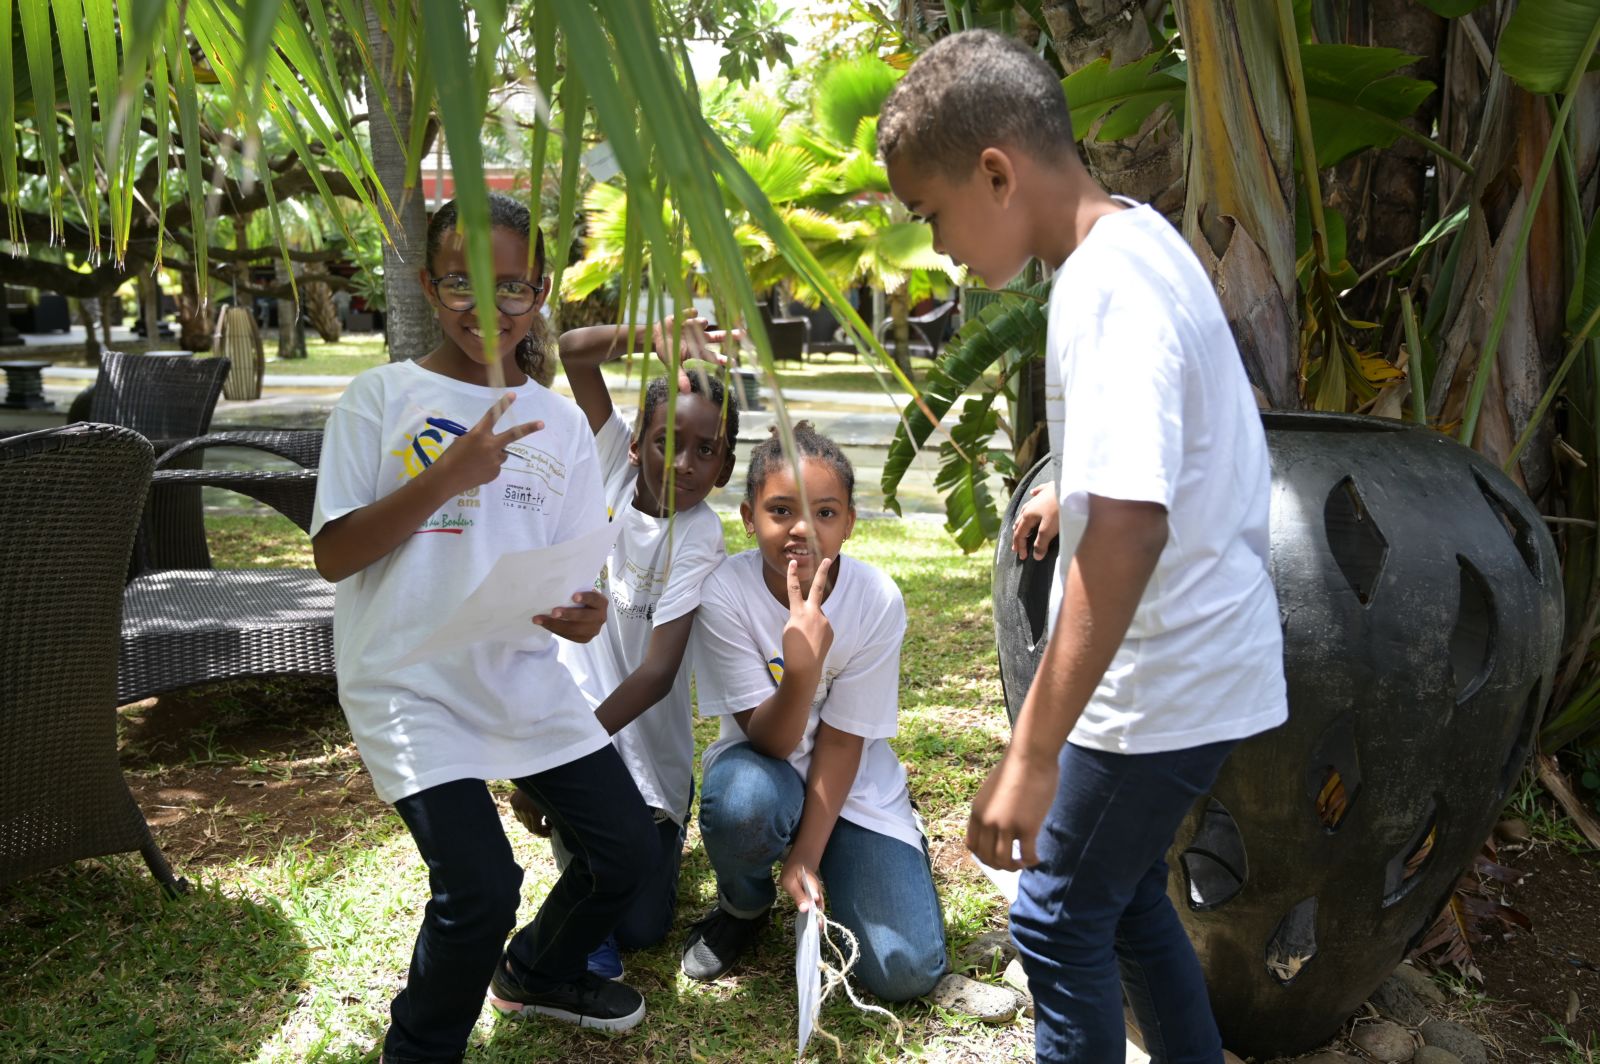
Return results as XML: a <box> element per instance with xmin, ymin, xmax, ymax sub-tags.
<box><xmin>780</xmin><ymin>557</ymin><xmax>834</xmax><ymax>684</ymax></box>
<box><xmin>429</xmin><ymin>394</ymin><xmax>544</xmax><ymax>496</ymax></box>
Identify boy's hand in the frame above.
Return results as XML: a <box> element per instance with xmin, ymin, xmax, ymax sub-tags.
<box><xmin>781</xmin><ymin>557</ymin><xmax>834</xmax><ymax>681</ymax></box>
<box><xmin>508</xmin><ymin>787</ymin><xmax>553</xmax><ymax>838</ymax></box>
<box><xmin>780</xmin><ymin>853</ymin><xmax>824</xmax><ymax>913</ymax></box>
<box><xmin>533</xmin><ymin>589</ymin><xmax>609</xmax><ymax>643</ymax></box>
<box><xmin>967</xmin><ymin>747</ymin><xmax>1059</xmax><ymax>870</ymax></box>
<box><xmin>653</xmin><ymin>310</ymin><xmax>738</xmax><ymax>392</ymax></box>
<box><xmin>1012</xmin><ymin>481</ymin><xmax>1059</xmax><ymax>560</ymax></box>
<box><xmin>430</xmin><ymin>394</ymin><xmax>544</xmax><ymax>496</ymax></box>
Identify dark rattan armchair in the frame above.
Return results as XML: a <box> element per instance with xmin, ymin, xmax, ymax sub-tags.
<box><xmin>0</xmin><ymin>424</ymin><xmax>187</xmax><ymax>893</ymax></box>
<box><xmin>117</xmin><ymin>430</ymin><xmax>334</xmax><ymax>705</ymax></box>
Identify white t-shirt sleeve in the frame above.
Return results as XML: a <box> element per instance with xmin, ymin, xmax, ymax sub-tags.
<box><xmin>1055</xmin><ymin>303</ymin><xmax>1186</xmax><ymax>511</ymax></box>
<box><xmin>593</xmin><ymin>409</ymin><xmax>633</xmax><ymax>483</ymax></box>
<box><xmin>817</xmin><ymin>582</ymin><xmax>905</xmax><ymax>740</ymax></box>
<box><xmin>654</xmin><ymin>511</ymin><xmax>726</xmax><ymax>626</ymax></box>
<box><xmin>311</xmin><ymin>376</ymin><xmax>384</xmax><ymax>538</ymax></box>
<box><xmin>692</xmin><ymin>572</ymin><xmax>773</xmax><ymax>717</ymax></box>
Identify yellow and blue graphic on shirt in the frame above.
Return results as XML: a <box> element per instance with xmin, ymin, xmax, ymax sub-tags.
<box><xmin>767</xmin><ymin>654</ymin><xmax>784</xmax><ymax>684</ymax></box>
<box><xmin>393</xmin><ymin>416</ymin><xmax>469</xmax><ymax>480</ymax></box>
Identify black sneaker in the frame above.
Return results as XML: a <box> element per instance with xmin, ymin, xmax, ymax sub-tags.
<box><xmin>487</xmin><ymin>958</ymin><xmax>646</xmax><ymax>1032</ymax></box>
<box><xmin>680</xmin><ymin>905</ymin><xmax>770</xmax><ymax>981</ymax></box>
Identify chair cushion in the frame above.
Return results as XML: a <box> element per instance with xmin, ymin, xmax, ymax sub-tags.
<box><xmin>118</xmin><ymin>569</ymin><xmax>335</xmax><ymax>705</ymax></box>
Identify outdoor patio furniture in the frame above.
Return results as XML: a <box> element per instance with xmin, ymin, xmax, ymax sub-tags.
<box><xmin>75</xmin><ymin>351</ymin><xmax>232</xmax><ymax>572</ymax></box>
<box><xmin>0</xmin><ymin>423</ymin><xmax>187</xmax><ymax>893</ymax></box>
<box><xmin>875</xmin><ymin>300</ymin><xmax>957</xmax><ymax>360</ymax></box>
<box><xmin>117</xmin><ymin>429</ymin><xmax>333</xmax><ymax>705</ymax></box>
<box><xmin>758</xmin><ymin>306</ymin><xmax>807</xmax><ymax>363</ymax></box>
<box><xmin>0</xmin><ymin>360</ymin><xmax>54</xmax><ymax>410</ymax></box>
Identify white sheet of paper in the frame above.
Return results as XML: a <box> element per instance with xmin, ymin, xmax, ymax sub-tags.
<box><xmin>389</xmin><ymin>527</ymin><xmax>618</xmax><ymax>670</ymax></box>
<box><xmin>968</xmin><ymin>841</ymin><xmax>1024</xmax><ymax>904</ymax></box>
<box><xmin>795</xmin><ymin>904</ymin><xmax>823</xmax><ymax>1057</ymax></box>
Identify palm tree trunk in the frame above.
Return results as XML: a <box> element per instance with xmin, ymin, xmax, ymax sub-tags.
<box><xmin>78</xmin><ymin>296</ymin><xmax>100</xmax><ymax>366</ymax></box>
<box><xmin>364</xmin><ymin>0</ymin><xmax>439</xmax><ymax>362</ymax></box>
<box><xmin>890</xmin><ymin>288</ymin><xmax>912</xmax><ymax>377</ymax></box>
<box><xmin>274</xmin><ymin>259</ymin><xmax>303</xmax><ymax>359</ymax></box>
<box><xmin>139</xmin><ymin>273</ymin><xmax>161</xmax><ymax>346</ymax></box>
<box><xmin>1171</xmin><ymin>0</ymin><xmax>1299</xmax><ymax>409</ymax></box>
<box><xmin>1040</xmin><ymin>0</ymin><xmax>1185</xmax><ymax>219</ymax></box>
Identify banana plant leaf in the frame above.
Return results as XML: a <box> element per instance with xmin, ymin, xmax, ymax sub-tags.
<box><xmin>881</xmin><ymin>281</ymin><xmax>1049</xmax><ymax>515</ymax></box>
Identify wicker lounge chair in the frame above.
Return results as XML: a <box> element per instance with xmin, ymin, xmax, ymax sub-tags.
<box><xmin>117</xmin><ymin>429</ymin><xmax>333</xmax><ymax>705</ymax></box>
<box><xmin>0</xmin><ymin>423</ymin><xmax>187</xmax><ymax>893</ymax></box>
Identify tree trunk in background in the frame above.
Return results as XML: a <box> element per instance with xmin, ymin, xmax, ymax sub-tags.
<box><xmin>1040</xmin><ymin>0</ymin><xmax>1186</xmax><ymax>221</ymax></box>
<box><xmin>1323</xmin><ymin>0</ymin><xmax>1447</xmax><ymax>328</ymax></box>
<box><xmin>274</xmin><ymin>259</ymin><xmax>303</xmax><ymax>359</ymax></box>
<box><xmin>139</xmin><ymin>273</ymin><xmax>160</xmax><ymax>346</ymax></box>
<box><xmin>98</xmin><ymin>294</ymin><xmax>113</xmax><ymax>345</ymax></box>
<box><xmin>177</xmin><ymin>265</ymin><xmax>214</xmax><ymax>351</ymax></box>
<box><xmin>1427</xmin><ymin>10</ymin><xmax>1575</xmax><ymax>500</ymax></box>
<box><xmin>889</xmin><ymin>288</ymin><xmax>912</xmax><ymax>377</ymax></box>
<box><xmin>78</xmin><ymin>297</ymin><xmax>100</xmax><ymax>366</ymax></box>
<box><xmin>364</xmin><ymin>0</ymin><xmax>439</xmax><ymax>362</ymax></box>
<box><xmin>1172</xmin><ymin>0</ymin><xmax>1299</xmax><ymax>409</ymax></box>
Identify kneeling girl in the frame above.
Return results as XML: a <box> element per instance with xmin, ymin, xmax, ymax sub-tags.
<box><xmin>683</xmin><ymin>423</ymin><xmax>946</xmax><ymax>1002</ymax></box>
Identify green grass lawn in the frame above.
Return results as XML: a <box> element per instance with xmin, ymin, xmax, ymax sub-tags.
<box><xmin>0</xmin><ymin>516</ymin><xmax>1026</xmax><ymax>1063</ymax></box>
<box><xmin>265</xmin><ymin>334</ymin><xmax>390</xmax><ymax>376</ymax></box>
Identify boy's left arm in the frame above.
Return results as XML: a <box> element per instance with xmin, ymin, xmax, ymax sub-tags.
<box><xmin>781</xmin><ymin>721</ymin><xmax>863</xmax><ymax>912</ymax></box>
<box><xmin>967</xmin><ymin>494</ymin><xmax>1168</xmax><ymax>871</ymax></box>
<box><xmin>593</xmin><ymin>613</ymin><xmax>695</xmax><ymax>735</ymax></box>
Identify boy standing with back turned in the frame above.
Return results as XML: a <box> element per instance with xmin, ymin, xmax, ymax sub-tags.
<box><xmin>880</xmin><ymin>30</ymin><xmax>1286</xmax><ymax>1064</ymax></box>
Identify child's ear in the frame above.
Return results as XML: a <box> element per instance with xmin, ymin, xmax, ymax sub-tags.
<box><xmin>739</xmin><ymin>499</ymin><xmax>755</xmax><ymax>535</ymax></box>
<box><xmin>627</xmin><ymin>435</ymin><xmax>642</xmax><ymax>468</ymax></box>
<box><xmin>715</xmin><ymin>448</ymin><xmax>735</xmax><ymax>488</ymax></box>
<box><xmin>978</xmin><ymin>146</ymin><xmax>1017</xmax><ymax>209</ymax></box>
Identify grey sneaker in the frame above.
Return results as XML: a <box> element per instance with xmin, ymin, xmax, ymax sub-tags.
<box><xmin>487</xmin><ymin>958</ymin><xmax>645</xmax><ymax>1032</ymax></box>
<box><xmin>680</xmin><ymin>905</ymin><xmax>770</xmax><ymax>981</ymax></box>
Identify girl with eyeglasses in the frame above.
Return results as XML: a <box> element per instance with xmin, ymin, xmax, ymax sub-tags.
<box><xmin>311</xmin><ymin>192</ymin><xmax>659</xmax><ymax>1063</ymax></box>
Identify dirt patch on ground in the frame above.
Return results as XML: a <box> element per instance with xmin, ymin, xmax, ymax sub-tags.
<box><xmin>1468</xmin><ymin>839</ymin><xmax>1600</xmax><ymax>1059</ymax></box>
<box><xmin>118</xmin><ymin>677</ymin><xmax>389</xmax><ymax>866</ymax></box>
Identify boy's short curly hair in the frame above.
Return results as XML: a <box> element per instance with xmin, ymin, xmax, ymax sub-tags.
<box><xmin>636</xmin><ymin>370</ymin><xmax>740</xmax><ymax>454</ymax></box>
<box><xmin>878</xmin><ymin>29</ymin><xmax>1075</xmax><ymax>178</ymax></box>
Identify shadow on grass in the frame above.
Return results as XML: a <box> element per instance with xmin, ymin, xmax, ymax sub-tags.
<box><xmin>0</xmin><ymin>860</ymin><xmax>311</xmax><ymax>1061</ymax></box>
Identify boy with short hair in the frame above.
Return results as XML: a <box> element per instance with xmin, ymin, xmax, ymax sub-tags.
<box><xmin>881</xmin><ymin>29</ymin><xmax>1287</xmax><ymax>1064</ymax></box>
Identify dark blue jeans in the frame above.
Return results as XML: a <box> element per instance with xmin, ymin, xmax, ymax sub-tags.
<box><xmin>1011</xmin><ymin>738</ymin><xmax>1236</xmax><ymax>1064</ymax></box>
<box><xmin>384</xmin><ymin>744</ymin><xmax>658</xmax><ymax>1062</ymax></box>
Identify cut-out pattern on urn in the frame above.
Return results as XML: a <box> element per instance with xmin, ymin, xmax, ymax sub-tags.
<box><xmin>1474</xmin><ymin>469</ymin><xmax>1541</xmax><ymax>582</ymax></box>
<box><xmin>1381</xmin><ymin>798</ymin><xmax>1439</xmax><ymax>908</ymax></box>
<box><xmin>1306</xmin><ymin>714</ymin><xmax>1361</xmax><ymax>834</ymax></box>
<box><xmin>1180</xmin><ymin>799</ymin><xmax>1248</xmax><ymax>911</ymax></box>
<box><xmin>1324</xmin><ymin>477</ymin><xmax>1387</xmax><ymax>606</ymax></box>
<box><xmin>1265</xmin><ymin>897</ymin><xmax>1318</xmax><ymax>986</ymax></box>
<box><xmin>1450</xmin><ymin>557</ymin><xmax>1495</xmax><ymax>704</ymax></box>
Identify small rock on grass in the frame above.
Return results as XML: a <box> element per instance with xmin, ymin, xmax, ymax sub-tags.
<box><xmin>1350</xmin><ymin>1020</ymin><xmax>1417</xmax><ymax>1062</ymax></box>
<box><xmin>1003</xmin><ymin>957</ymin><xmax>1033</xmax><ymax>1018</ymax></box>
<box><xmin>1371</xmin><ymin>973</ymin><xmax>1431</xmax><ymax>1025</ymax></box>
<box><xmin>1419</xmin><ymin>1019</ymin><xmax>1486</xmax><ymax>1064</ymax></box>
<box><xmin>1390</xmin><ymin>962</ymin><xmax>1448</xmax><ymax>1006</ymax></box>
<box><xmin>956</xmin><ymin>928</ymin><xmax>1017</xmax><ymax>972</ymax></box>
<box><xmin>1414</xmin><ymin>1047</ymin><xmax>1463</xmax><ymax>1064</ymax></box>
<box><xmin>927</xmin><ymin>972</ymin><xmax>1019</xmax><ymax>1024</ymax></box>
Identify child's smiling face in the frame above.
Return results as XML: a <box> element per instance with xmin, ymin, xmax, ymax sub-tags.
<box><xmin>742</xmin><ymin>457</ymin><xmax>856</xmax><ymax>597</ymax></box>
<box><xmin>420</xmin><ymin>226</ymin><xmax>545</xmax><ymax>373</ymax></box>
<box><xmin>630</xmin><ymin>390</ymin><xmax>735</xmax><ymax>516</ymax></box>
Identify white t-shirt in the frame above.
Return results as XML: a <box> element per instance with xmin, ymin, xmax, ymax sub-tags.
<box><xmin>1042</xmin><ymin>199</ymin><xmax>1287</xmax><ymax>754</ymax></box>
<box><xmin>692</xmin><ymin>551</ymin><xmax>923</xmax><ymax>852</ymax></box>
<box><xmin>558</xmin><ymin>411</ymin><xmax>726</xmax><ymax>825</ymax></box>
<box><xmin>312</xmin><ymin>359</ymin><xmax>612</xmax><ymax>803</ymax></box>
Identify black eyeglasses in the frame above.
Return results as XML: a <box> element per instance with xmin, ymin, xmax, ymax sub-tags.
<box><xmin>429</xmin><ymin>273</ymin><xmax>547</xmax><ymax>316</ymax></box>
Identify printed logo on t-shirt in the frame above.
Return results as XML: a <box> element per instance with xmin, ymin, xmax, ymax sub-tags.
<box><xmin>767</xmin><ymin>654</ymin><xmax>784</xmax><ymax>684</ymax></box>
<box><xmin>503</xmin><ymin>482</ymin><xmax>548</xmax><ymax>512</ymax></box>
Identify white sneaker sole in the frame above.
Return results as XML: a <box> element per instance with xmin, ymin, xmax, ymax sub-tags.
<box><xmin>489</xmin><ymin>994</ymin><xmax>646</xmax><ymax>1032</ymax></box>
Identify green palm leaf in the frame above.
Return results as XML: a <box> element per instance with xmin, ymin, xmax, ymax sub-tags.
<box><xmin>1062</xmin><ymin>53</ymin><xmax>1184</xmax><ymax>144</ymax></box>
<box><xmin>813</xmin><ymin>56</ymin><xmax>900</xmax><ymax>148</ymax></box>
<box><xmin>1499</xmin><ymin>0</ymin><xmax>1600</xmax><ymax>94</ymax></box>
<box><xmin>935</xmin><ymin>395</ymin><xmax>1010</xmax><ymax>553</ymax></box>
<box><xmin>1300</xmin><ymin>44</ymin><xmax>1441</xmax><ymax>169</ymax></box>
<box><xmin>881</xmin><ymin>282</ymin><xmax>1049</xmax><ymax>515</ymax></box>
